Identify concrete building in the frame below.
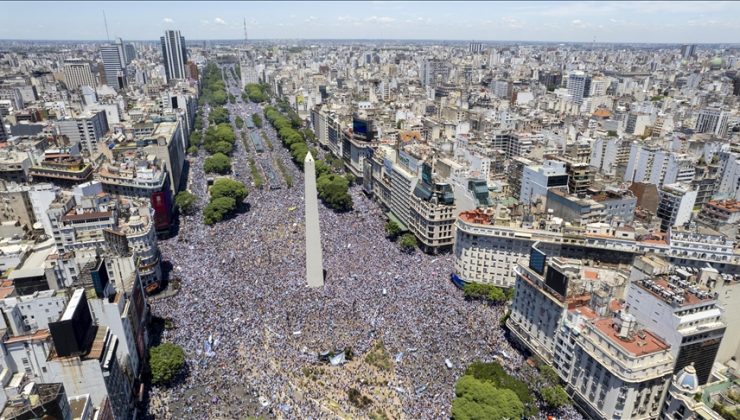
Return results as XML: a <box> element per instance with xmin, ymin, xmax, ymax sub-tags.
<box><xmin>625</xmin><ymin>275</ymin><xmax>726</xmax><ymax>385</ymax></box>
<box><xmin>0</xmin><ymin>289</ymin><xmax>68</xmax><ymax>336</ymax></box>
<box><xmin>546</xmin><ymin>189</ymin><xmax>606</xmax><ymax>226</ymax></box>
<box><xmin>590</xmin><ymin>136</ymin><xmax>631</xmax><ymax>178</ymax></box>
<box><xmin>520</xmin><ymin>160</ymin><xmax>568</xmax><ymax>205</ymax></box>
<box><xmin>63</xmin><ymin>59</ymin><xmax>97</xmax><ymax>91</ymax></box>
<box><xmin>56</xmin><ymin>111</ymin><xmax>109</xmax><ymax>155</ymax></box>
<box><xmin>420</xmin><ymin>59</ymin><xmax>451</xmax><ymax>87</ymax></box>
<box><xmin>567</xmin><ymin>71</ymin><xmax>591</xmax><ymax>104</ymax></box>
<box><xmin>695</xmin><ymin>107</ymin><xmax>729</xmax><ymax>138</ymax></box>
<box><xmin>716</xmin><ymin>151</ymin><xmax>740</xmax><ymax>200</ymax></box>
<box><xmin>100</xmin><ymin>44</ymin><xmax>126</xmax><ymax>90</ymax></box>
<box><xmin>160</xmin><ymin>30</ymin><xmax>187</xmax><ymax>83</ymax></box>
<box><xmin>657</xmin><ymin>183</ymin><xmax>697</xmax><ymax>232</ymax></box>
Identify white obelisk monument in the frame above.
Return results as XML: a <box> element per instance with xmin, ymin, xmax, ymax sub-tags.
<box><xmin>304</xmin><ymin>152</ymin><xmax>324</xmax><ymax>288</ymax></box>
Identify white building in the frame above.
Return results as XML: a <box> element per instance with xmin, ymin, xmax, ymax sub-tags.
<box><xmin>567</xmin><ymin>71</ymin><xmax>590</xmax><ymax>104</ymax></box>
<box><xmin>695</xmin><ymin>107</ymin><xmax>729</xmax><ymax>138</ymax></box>
<box><xmin>520</xmin><ymin>159</ymin><xmax>568</xmax><ymax>205</ymax></box>
<box><xmin>657</xmin><ymin>183</ymin><xmax>697</xmax><ymax>231</ymax></box>
<box><xmin>63</xmin><ymin>60</ymin><xmax>97</xmax><ymax>91</ymax></box>
<box><xmin>56</xmin><ymin>111</ymin><xmax>110</xmax><ymax>155</ymax></box>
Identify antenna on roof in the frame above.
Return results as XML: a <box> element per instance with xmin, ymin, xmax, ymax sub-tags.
<box><xmin>103</xmin><ymin>10</ymin><xmax>110</xmax><ymax>42</ymax></box>
<box><xmin>244</xmin><ymin>17</ymin><xmax>248</xmax><ymax>44</ymax></box>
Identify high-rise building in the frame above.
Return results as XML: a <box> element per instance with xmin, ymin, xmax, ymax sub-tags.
<box><xmin>625</xmin><ymin>275</ymin><xmax>726</xmax><ymax>385</ymax></box>
<box><xmin>62</xmin><ymin>59</ymin><xmax>96</xmax><ymax>91</ymax></box>
<box><xmin>0</xmin><ymin>117</ymin><xmax>7</xmax><ymax>142</ymax></box>
<box><xmin>420</xmin><ymin>59</ymin><xmax>451</xmax><ymax>87</ymax></box>
<box><xmin>567</xmin><ymin>71</ymin><xmax>591</xmax><ymax>104</ymax></box>
<box><xmin>468</xmin><ymin>42</ymin><xmax>483</xmax><ymax>54</ymax></box>
<box><xmin>160</xmin><ymin>30</ymin><xmax>187</xmax><ymax>83</ymax></box>
<box><xmin>695</xmin><ymin>107</ymin><xmax>729</xmax><ymax>138</ymax></box>
<box><xmin>657</xmin><ymin>183</ymin><xmax>697</xmax><ymax>232</ymax></box>
<box><xmin>124</xmin><ymin>43</ymin><xmax>136</xmax><ymax>64</ymax></box>
<box><xmin>56</xmin><ymin>110</ymin><xmax>109</xmax><ymax>155</ymax></box>
<box><xmin>680</xmin><ymin>44</ymin><xmax>697</xmax><ymax>59</ymax></box>
<box><xmin>520</xmin><ymin>160</ymin><xmax>569</xmax><ymax>205</ymax></box>
<box><xmin>100</xmin><ymin>43</ymin><xmax>126</xmax><ymax>89</ymax></box>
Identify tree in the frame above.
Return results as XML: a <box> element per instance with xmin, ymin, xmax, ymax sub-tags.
<box><xmin>398</xmin><ymin>233</ymin><xmax>417</xmax><ymax>253</ymax></box>
<box><xmin>190</xmin><ymin>131</ymin><xmax>202</xmax><ymax>147</ymax></box>
<box><xmin>208</xmin><ymin>107</ymin><xmax>230</xmax><ymax>125</ymax></box>
<box><xmin>187</xmin><ymin>145</ymin><xmax>199</xmax><ymax>155</ymax></box>
<box><xmin>235</xmin><ymin>116</ymin><xmax>245</xmax><ymax>129</ymax></box>
<box><xmin>204</xmin><ymin>153</ymin><xmax>231</xmax><ymax>174</ymax></box>
<box><xmin>452</xmin><ymin>375</ymin><xmax>524</xmax><ymax>420</ymax></box>
<box><xmin>317</xmin><ymin>174</ymin><xmax>353</xmax><ymax>212</ymax></box>
<box><xmin>465</xmin><ymin>361</ymin><xmax>537</xmax><ymax>417</ymax></box>
<box><xmin>149</xmin><ymin>342</ymin><xmax>185</xmax><ymax>385</ymax></box>
<box><xmin>538</xmin><ymin>364</ymin><xmax>560</xmax><ymax>386</ymax></box>
<box><xmin>252</xmin><ymin>113</ymin><xmax>263</xmax><ymax>127</ymax></box>
<box><xmin>174</xmin><ymin>191</ymin><xmax>197</xmax><ymax>215</ymax></box>
<box><xmin>607</xmin><ymin>130</ymin><xmax>618</xmax><ymax>137</ymax></box>
<box><xmin>540</xmin><ymin>386</ymin><xmax>570</xmax><ymax>409</ymax></box>
<box><xmin>210</xmin><ymin>178</ymin><xmax>248</xmax><ymax>203</ymax></box>
<box><xmin>203</xmin><ymin>197</ymin><xmax>236</xmax><ymax>225</ymax></box>
<box><xmin>385</xmin><ymin>220</ymin><xmax>401</xmax><ymax>239</ymax></box>
<box><xmin>204</xmin><ymin>140</ymin><xmax>233</xmax><ymax>155</ymax></box>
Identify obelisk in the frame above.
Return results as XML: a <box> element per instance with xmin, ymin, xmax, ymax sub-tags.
<box><xmin>304</xmin><ymin>151</ymin><xmax>324</xmax><ymax>288</ymax></box>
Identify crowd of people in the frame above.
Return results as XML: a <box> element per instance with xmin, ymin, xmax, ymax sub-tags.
<box><xmin>145</xmin><ymin>69</ymin><xmax>584</xmax><ymax>419</ymax></box>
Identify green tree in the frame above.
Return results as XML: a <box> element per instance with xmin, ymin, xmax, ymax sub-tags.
<box><xmin>398</xmin><ymin>233</ymin><xmax>417</xmax><ymax>253</ymax></box>
<box><xmin>204</xmin><ymin>153</ymin><xmax>231</xmax><ymax>174</ymax></box>
<box><xmin>149</xmin><ymin>342</ymin><xmax>185</xmax><ymax>385</ymax></box>
<box><xmin>208</xmin><ymin>107</ymin><xmax>230</xmax><ymax>125</ymax></box>
<box><xmin>174</xmin><ymin>191</ymin><xmax>197</xmax><ymax>215</ymax></box>
<box><xmin>203</xmin><ymin>197</ymin><xmax>236</xmax><ymax>225</ymax></box>
<box><xmin>452</xmin><ymin>375</ymin><xmax>524</xmax><ymax>420</ymax></box>
<box><xmin>384</xmin><ymin>220</ymin><xmax>401</xmax><ymax>239</ymax></box>
<box><xmin>210</xmin><ymin>178</ymin><xmax>248</xmax><ymax>203</ymax></box>
<box><xmin>235</xmin><ymin>116</ymin><xmax>245</xmax><ymax>129</ymax></box>
<box><xmin>190</xmin><ymin>131</ymin><xmax>202</xmax><ymax>147</ymax></box>
<box><xmin>204</xmin><ymin>140</ymin><xmax>233</xmax><ymax>155</ymax></box>
<box><xmin>538</xmin><ymin>364</ymin><xmax>560</xmax><ymax>386</ymax></box>
<box><xmin>187</xmin><ymin>145</ymin><xmax>199</xmax><ymax>155</ymax></box>
<box><xmin>465</xmin><ymin>361</ymin><xmax>537</xmax><ymax>417</ymax></box>
<box><xmin>607</xmin><ymin>130</ymin><xmax>618</xmax><ymax>137</ymax></box>
<box><xmin>540</xmin><ymin>386</ymin><xmax>570</xmax><ymax>409</ymax></box>
<box><xmin>317</xmin><ymin>174</ymin><xmax>353</xmax><ymax>212</ymax></box>
<box><xmin>252</xmin><ymin>113</ymin><xmax>263</xmax><ymax>127</ymax></box>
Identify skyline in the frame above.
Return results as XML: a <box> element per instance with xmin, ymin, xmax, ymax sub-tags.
<box><xmin>1</xmin><ymin>1</ymin><xmax>739</xmax><ymax>43</ymax></box>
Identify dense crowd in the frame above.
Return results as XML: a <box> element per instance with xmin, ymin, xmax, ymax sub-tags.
<box><xmin>145</xmin><ymin>70</ymin><xmax>583</xmax><ymax>420</ymax></box>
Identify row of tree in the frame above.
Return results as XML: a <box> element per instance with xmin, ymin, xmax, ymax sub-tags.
<box><xmin>199</xmin><ymin>63</ymin><xmax>227</xmax><ymax>106</ymax></box>
<box><xmin>263</xmin><ymin>105</ymin><xmax>353</xmax><ymax>212</ymax></box>
<box><xmin>462</xmin><ymin>282</ymin><xmax>514</xmax><ymax>304</ymax></box>
<box><xmin>244</xmin><ymin>83</ymin><xmax>270</xmax><ymax>103</ymax></box>
<box><xmin>384</xmin><ymin>220</ymin><xmax>418</xmax><ymax>253</ymax></box>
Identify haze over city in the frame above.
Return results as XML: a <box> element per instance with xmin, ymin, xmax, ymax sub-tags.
<box><xmin>2</xmin><ymin>1</ymin><xmax>740</xmax><ymax>43</ymax></box>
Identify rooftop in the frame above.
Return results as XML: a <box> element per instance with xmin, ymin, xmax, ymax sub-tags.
<box><xmin>592</xmin><ymin>317</ymin><xmax>670</xmax><ymax>357</ymax></box>
<box><xmin>635</xmin><ymin>276</ymin><xmax>716</xmax><ymax>308</ymax></box>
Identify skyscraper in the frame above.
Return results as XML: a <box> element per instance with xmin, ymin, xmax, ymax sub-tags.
<box><xmin>304</xmin><ymin>152</ymin><xmax>324</xmax><ymax>288</ymax></box>
<box><xmin>100</xmin><ymin>42</ymin><xmax>126</xmax><ymax>90</ymax></box>
<box><xmin>160</xmin><ymin>30</ymin><xmax>187</xmax><ymax>83</ymax></box>
<box><xmin>566</xmin><ymin>71</ymin><xmax>591</xmax><ymax>104</ymax></box>
<box><xmin>680</xmin><ymin>44</ymin><xmax>697</xmax><ymax>59</ymax></box>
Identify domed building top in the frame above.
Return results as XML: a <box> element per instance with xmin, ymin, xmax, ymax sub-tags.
<box><xmin>676</xmin><ymin>364</ymin><xmax>699</xmax><ymax>393</ymax></box>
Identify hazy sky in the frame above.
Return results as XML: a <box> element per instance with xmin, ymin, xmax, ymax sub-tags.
<box><xmin>3</xmin><ymin>1</ymin><xmax>740</xmax><ymax>43</ymax></box>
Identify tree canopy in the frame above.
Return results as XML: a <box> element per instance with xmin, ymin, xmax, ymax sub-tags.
<box><xmin>210</xmin><ymin>178</ymin><xmax>248</xmax><ymax>203</ymax></box>
<box><xmin>540</xmin><ymin>386</ymin><xmax>570</xmax><ymax>409</ymax></box>
<box><xmin>464</xmin><ymin>361</ymin><xmax>537</xmax><ymax>417</ymax></box>
<box><xmin>203</xmin><ymin>197</ymin><xmax>236</xmax><ymax>225</ymax></box>
<box><xmin>149</xmin><ymin>342</ymin><xmax>185</xmax><ymax>385</ymax></box>
<box><xmin>452</xmin><ymin>375</ymin><xmax>524</xmax><ymax>420</ymax></box>
<box><xmin>245</xmin><ymin>83</ymin><xmax>270</xmax><ymax>103</ymax></box>
<box><xmin>385</xmin><ymin>220</ymin><xmax>401</xmax><ymax>239</ymax></box>
<box><xmin>204</xmin><ymin>153</ymin><xmax>232</xmax><ymax>174</ymax></box>
<box><xmin>463</xmin><ymin>282</ymin><xmax>508</xmax><ymax>303</ymax></box>
<box><xmin>174</xmin><ymin>191</ymin><xmax>197</xmax><ymax>215</ymax></box>
<box><xmin>398</xmin><ymin>233</ymin><xmax>417</xmax><ymax>253</ymax></box>
<box><xmin>208</xmin><ymin>107</ymin><xmax>230</xmax><ymax>125</ymax></box>
<box><xmin>199</xmin><ymin>63</ymin><xmax>227</xmax><ymax>106</ymax></box>
<box><xmin>317</xmin><ymin>173</ymin><xmax>353</xmax><ymax>212</ymax></box>
<box><xmin>252</xmin><ymin>113</ymin><xmax>263</xmax><ymax>128</ymax></box>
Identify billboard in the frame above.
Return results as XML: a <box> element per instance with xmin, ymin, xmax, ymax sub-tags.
<box><xmin>398</xmin><ymin>151</ymin><xmax>419</xmax><ymax>174</ymax></box>
<box><xmin>529</xmin><ymin>246</ymin><xmax>547</xmax><ymax>275</ymax></box>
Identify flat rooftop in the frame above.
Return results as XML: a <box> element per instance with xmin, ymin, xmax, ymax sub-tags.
<box><xmin>592</xmin><ymin>317</ymin><xmax>670</xmax><ymax>357</ymax></box>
